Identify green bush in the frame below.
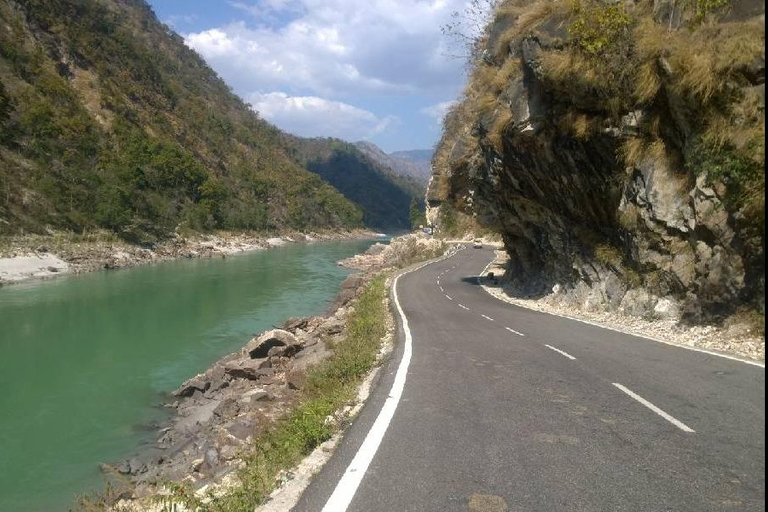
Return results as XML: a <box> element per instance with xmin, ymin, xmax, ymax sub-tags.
<box><xmin>569</xmin><ymin>1</ymin><xmax>632</xmax><ymax>56</ymax></box>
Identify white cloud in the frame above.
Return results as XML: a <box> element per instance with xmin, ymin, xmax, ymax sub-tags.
<box><xmin>184</xmin><ymin>0</ymin><xmax>479</xmax><ymax>98</ymax></box>
<box><xmin>248</xmin><ymin>92</ymin><xmax>397</xmax><ymax>140</ymax></box>
<box><xmin>421</xmin><ymin>100</ymin><xmax>459</xmax><ymax>126</ymax></box>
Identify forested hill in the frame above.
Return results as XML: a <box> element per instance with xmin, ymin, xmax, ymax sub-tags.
<box><xmin>0</xmin><ymin>0</ymin><xmax>363</xmax><ymax>242</ymax></box>
<box><xmin>288</xmin><ymin>137</ymin><xmax>426</xmax><ymax>230</ymax></box>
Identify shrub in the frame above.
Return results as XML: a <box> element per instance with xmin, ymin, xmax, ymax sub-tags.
<box><xmin>569</xmin><ymin>1</ymin><xmax>632</xmax><ymax>56</ymax></box>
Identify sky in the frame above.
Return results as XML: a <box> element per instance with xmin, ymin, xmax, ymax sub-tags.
<box><xmin>145</xmin><ymin>0</ymin><xmax>486</xmax><ymax>153</ymax></box>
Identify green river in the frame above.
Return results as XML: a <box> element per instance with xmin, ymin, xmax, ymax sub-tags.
<box><xmin>0</xmin><ymin>238</ymin><xmax>376</xmax><ymax>511</ymax></box>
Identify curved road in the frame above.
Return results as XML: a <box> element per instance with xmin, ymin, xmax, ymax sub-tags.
<box><xmin>295</xmin><ymin>245</ymin><xmax>765</xmax><ymax>512</ymax></box>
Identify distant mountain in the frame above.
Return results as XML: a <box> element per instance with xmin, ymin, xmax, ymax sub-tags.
<box><xmin>390</xmin><ymin>149</ymin><xmax>435</xmax><ymax>165</ymax></box>
<box><xmin>354</xmin><ymin>142</ymin><xmax>433</xmax><ymax>182</ymax></box>
<box><xmin>289</xmin><ymin>137</ymin><xmax>426</xmax><ymax>230</ymax></box>
<box><xmin>0</xmin><ymin>0</ymin><xmax>363</xmax><ymax>241</ymax></box>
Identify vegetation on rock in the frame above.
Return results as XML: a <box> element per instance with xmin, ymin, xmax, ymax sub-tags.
<box><xmin>431</xmin><ymin>0</ymin><xmax>765</xmax><ymax>321</ymax></box>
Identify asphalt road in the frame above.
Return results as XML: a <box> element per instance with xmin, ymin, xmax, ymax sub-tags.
<box><xmin>294</xmin><ymin>245</ymin><xmax>765</xmax><ymax>512</ymax></box>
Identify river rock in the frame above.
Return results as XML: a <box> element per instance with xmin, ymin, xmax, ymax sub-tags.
<box><xmin>285</xmin><ymin>369</ymin><xmax>307</xmax><ymax>390</ymax></box>
<box><xmin>317</xmin><ymin>316</ymin><xmax>345</xmax><ymax>336</ymax></box>
<box><xmin>245</xmin><ymin>329</ymin><xmax>300</xmax><ymax>359</ymax></box>
<box><xmin>172</xmin><ymin>375</ymin><xmax>211</xmax><ymax>397</ymax></box>
<box><xmin>213</xmin><ymin>398</ymin><xmax>239</xmax><ymax>419</ymax></box>
<box><xmin>224</xmin><ymin>358</ymin><xmax>272</xmax><ymax>380</ymax></box>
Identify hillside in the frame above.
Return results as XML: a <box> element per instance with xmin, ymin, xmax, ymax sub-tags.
<box><xmin>354</xmin><ymin>141</ymin><xmax>433</xmax><ymax>182</ymax></box>
<box><xmin>290</xmin><ymin>138</ymin><xmax>426</xmax><ymax>230</ymax></box>
<box><xmin>430</xmin><ymin>0</ymin><xmax>765</xmax><ymax>324</ymax></box>
<box><xmin>0</xmin><ymin>0</ymin><xmax>363</xmax><ymax>243</ymax></box>
<box><xmin>390</xmin><ymin>149</ymin><xmax>433</xmax><ymax>180</ymax></box>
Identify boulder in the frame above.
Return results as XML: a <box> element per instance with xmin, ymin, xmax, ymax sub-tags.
<box><xmin>285</xmin><ymin>369</ymin><xmax>308</xmax><ymax>390</ymax></box>
<box><xmin>282</xmin><ymin>317</ymin><xmax>309</xmax><ymax>332</ymax></box>
<box><xmin>224</xmin><ymin>359</ymin><xmax>272</xmax><ymax>380</ymax></box>
<box><xmin>245</xmin><ymin>329</ymin><xmax>300</xmax><ymax>359</ymax></box>
<box><xmin>172</xmin><ymin>375</ymin><xmax>211</xmax><ymax>397</ymax></box>
<box><xmin>317</xmin><ymin>316</ymin><xmax>345</xmax><ymax>336</ymax></box>
<box><xmin>213</xmin><ymin>398</ymin><xmax>240</xmax><ymax>419</ymax></box>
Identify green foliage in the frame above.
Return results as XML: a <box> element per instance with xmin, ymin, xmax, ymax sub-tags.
<box><xmin>687</xmin><ymin>139</ymin><xmax>765</xmax><ymax>230</ymax></box>
<box><xmin>438</xmin><ymin>201</ymin><xmax>459</xmax><ymax>234</ymax></box>
<box><xmin>409</xmin><ymin>197</ymin><xmax>427</xmax><ymax>229</ymax></box>
<box><xmin>290</xmin><ymin>137</ymin><xmax>421</xmax><ymax>230</ymax></box>
<box><xmin>568</xmin><ymin>1</ymin><xmax>632</xmax><ymax>56</ymax></box>
<box><xmin>0</xmin><ymin>0</ymin><xmax>364</xmax><ymax>237</ymax></box>
<box><xmin>692</xmin><ymin>0</ymin><xmax>731</xmax><ymax>24</ymax></box>
<box><xmin>593</xmin><ymin>243</ymin><xmax>623</xmax><ymax>267</ymax></box>
<box><xmin>0</xmin><ymin>80</ymin><xmax>10</xmax><ymax>126</ymax></box>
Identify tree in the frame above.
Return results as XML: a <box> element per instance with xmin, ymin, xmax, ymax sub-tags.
<box><xmin>409</xmin><ymin>197</ymin><xmax>427</xmax><ymax>229</ymax></box>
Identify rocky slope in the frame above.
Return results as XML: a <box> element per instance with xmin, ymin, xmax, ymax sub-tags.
<box><xmin>289</xmin><ymin>137</ymin><xmax>427</xmax><ymax>230</ymax></box>
<box><xmin>430</xmin><ymin>0</ymin><xmax>764</xmax><ymax>328</ymax></box>
<box><xmin>354</xmin><ymin>141</ymin><xmax>433</xmax><ymax>182</ymax></box>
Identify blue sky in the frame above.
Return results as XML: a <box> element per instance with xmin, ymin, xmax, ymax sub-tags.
<box><xmin>145</xmin><ymin>0</ymin><xmax>481</xmax><ymax>153</ymax></box>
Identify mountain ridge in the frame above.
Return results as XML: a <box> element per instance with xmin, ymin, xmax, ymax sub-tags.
<box><xmin>0</xmin><ymin>0</ymin><xmax>414</xmax><ymax>242</ymax></box>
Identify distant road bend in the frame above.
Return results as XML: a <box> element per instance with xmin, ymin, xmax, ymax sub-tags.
<box><xmin>296</xmin><ymin>245</ymin><xmax>765</xmax><ymax>512</ymax></box>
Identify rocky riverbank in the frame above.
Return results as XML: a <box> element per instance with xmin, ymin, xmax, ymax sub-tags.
<box><xmin>0</xmin><ymin>229</ymin><xmax>376</xmax><ymax>285</ymax></box>
<box><xmin>481</xmin><ymin>250</ymin><xmax>764</xmax><ymax>362</ymax></box>
<box><xmin>93</xmin><ymin>233</ymin><xmax>446</xmax><ymax>509</ymax></box>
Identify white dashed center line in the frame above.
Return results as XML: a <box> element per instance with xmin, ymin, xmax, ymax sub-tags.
<box><xmin>481</xmin><ymin>314</ymin><xmax>494</xmax><ymax>322</ymax></box>
<box><xmin>445</xmin><ymin>295</ymin><xmax>453</xmax><ymax>301</ymax></box>
<box><xmin>613</xmin><ymin>383</ymin><xmax>695</xmax><ymax>433</ymax></box>
<box><xmin>458</xmin><ymin>304</ymin><xmax>469</xmax><ymax>310</ymax></box>
<box><xmin>505</xmin><ymin>327</ymin><xmax>525</xmax><ymax>337</ymax></box>
<box><xmin>544</xmin><ymin>344</ymin><xmax>576</xmax><ymax>360</ymax></box>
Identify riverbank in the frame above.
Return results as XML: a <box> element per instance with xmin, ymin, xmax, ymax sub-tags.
<box><xmin>480</xmin><ymin>249</ymin><xmax>765</xmax><ymax>363</ymax></box>
<box><xmin>81</xmin><ymin>233</ymin><xmax>446</xmax><ymax>510</ymax></box>
<box><xmin>0</xmin><ymin>229</ymin><xmax>376</xmax><ymax>286</ymax></box>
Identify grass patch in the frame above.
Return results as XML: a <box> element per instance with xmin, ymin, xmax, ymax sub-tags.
<box><xmin>158</xmin><ymin>276</ymin><xmax>390</xmax><ymax>511</ymax></box>
<box><xmin>593</xmin><ymin>243</ymin><xmax>623</xmax><ymax>267</ymax></box>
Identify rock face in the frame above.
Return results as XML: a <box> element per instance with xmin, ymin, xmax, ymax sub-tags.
<box><xmin>430</xmin><ymin>0</ymin><xmax>765</xmax><ymax>322</ymax></box>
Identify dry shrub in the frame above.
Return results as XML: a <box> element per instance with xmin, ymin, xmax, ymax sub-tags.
<box><xmin>491</xmin><ymin>57</ymin><xmax>521</xmax><ymax>92</ymax></box>
<box><xmin>558</xmin><ymin>110</ymin><xmax>599</xmax><ymax>139</ymax></box>
<box><xmin>494</xmin><ymin>0</ymin><xmax>573</xmax><ymax>57</ymax></box>
<box><xmin>670</xmin><ymin>20</ymin><xmax>764</xmax><ymax>103</ymax></box>
<box><xmin>634</xmin><ymin>59</ymin><xmax>662</xmax><ymax>104</ymax></box>
<box><xmin>619</xmin><ymin>137</ymin><xmax>646</xmax><ymax>167</ymax></box>
<box><xmin>488</xmin><ymin>108</ymin><xmax>514</xmax><ymax>149</ymax></box>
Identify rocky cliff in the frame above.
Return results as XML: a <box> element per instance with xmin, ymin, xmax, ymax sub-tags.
<box><xmin>430</xmin><ymin>0</ymin><xmax>764</xmax><ymax>325</ymax></box>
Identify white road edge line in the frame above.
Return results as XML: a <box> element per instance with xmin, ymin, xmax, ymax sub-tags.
<box><xmin>613</xmin><ymin>383</ymin><xmax>695</xmax><ymax>433</ymax></box>
<box><xmin>505</xmin><ymin>326</ymin><xmax>526</xmax><ymax>337</ymax></box>
<box><xmin>544</xmin><ymin>344</ymin><xmax>576</xmax><ymax>360</ymax></box>
<box><xmin>320</xmin><ymin>247</ymin><xmax>461</xmax><ymax>512</ymax></box>
<box><xmin>481</xmin><ymin>314</ymin><xmax>495</xmax><ymax>322</ymax></box>
<box><xmin>478</xmin><ymin>256</ymin><xmax>764</xmax><ymax>369</ymax></box>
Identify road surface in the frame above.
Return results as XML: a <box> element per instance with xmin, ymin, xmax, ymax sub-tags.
<box><xmin>295</xmin><ymin>245</ymin><xmax>765</xmax><ymax>512</ymax></box>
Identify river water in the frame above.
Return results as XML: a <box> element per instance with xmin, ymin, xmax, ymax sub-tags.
<box><xmin>0</xmin><ymin>238</ymin><xmax>376</xmax><ymax>511</ymax></box>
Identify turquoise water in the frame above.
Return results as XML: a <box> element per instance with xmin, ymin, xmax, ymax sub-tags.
<box><xmin>0</xmin><ymin>239</ymin><xmax>375</xmax><ymax>511</ymax></box>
